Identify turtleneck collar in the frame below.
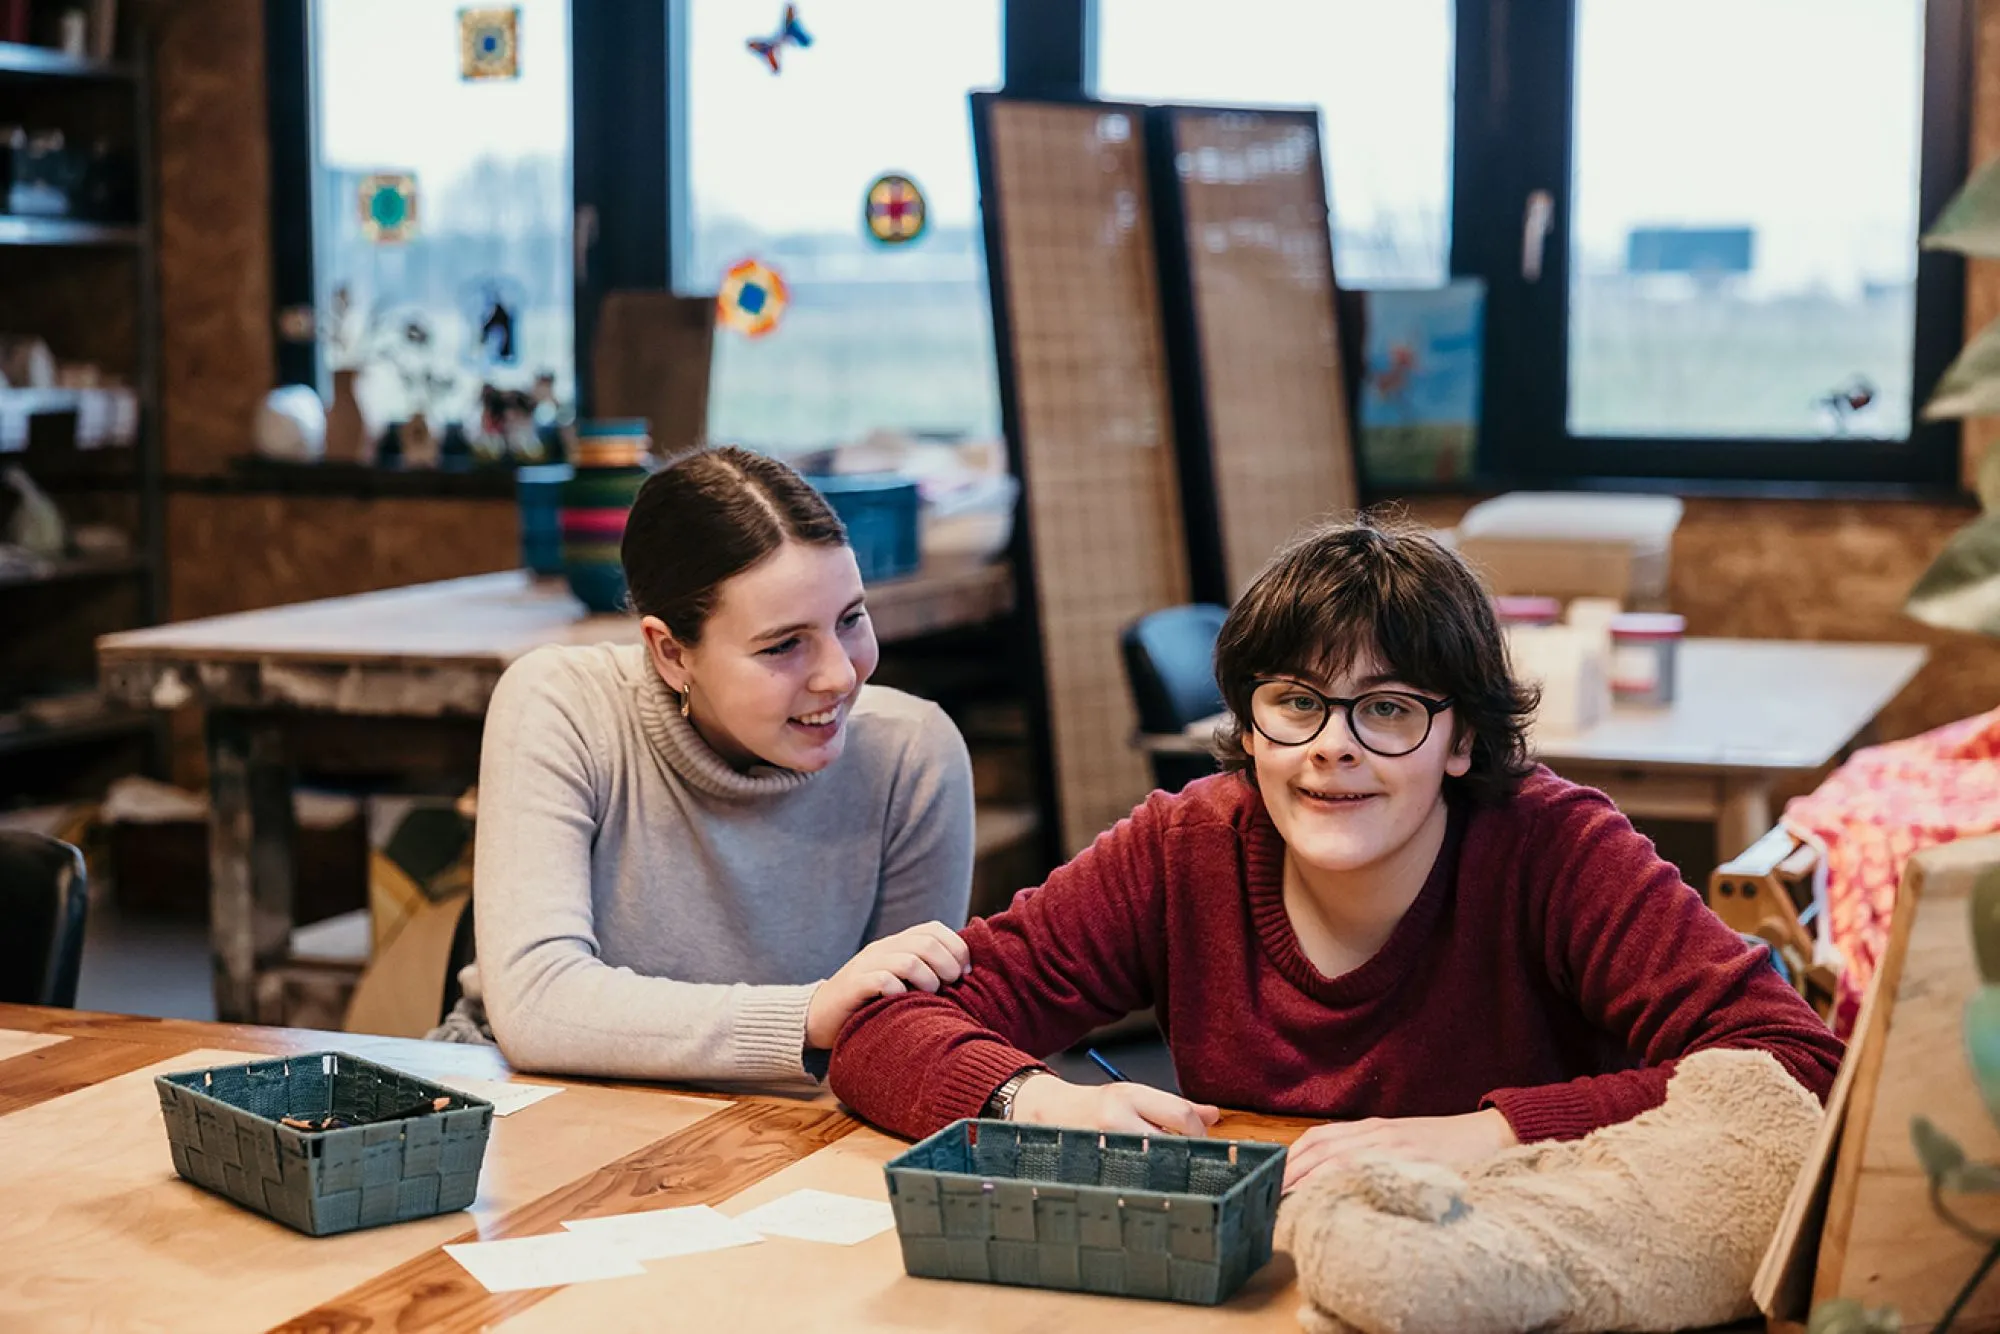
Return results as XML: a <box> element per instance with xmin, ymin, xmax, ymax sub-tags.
<box><xmin>632</xmin><ymin>660</ymin><xmax>819</xmax><ymax>801</ymax></box>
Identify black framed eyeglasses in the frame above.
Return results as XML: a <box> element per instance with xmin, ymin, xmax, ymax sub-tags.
<box><xmin>1247</xmin><ymin>678</ymin><xmax>1454</xmax><ymax>758</ymax></box>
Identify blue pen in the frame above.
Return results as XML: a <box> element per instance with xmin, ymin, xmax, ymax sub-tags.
<box><xmin>1085</xmin><ymin>1048</ymin><xmax>1129</xmax><ymax>1083</ymax></box>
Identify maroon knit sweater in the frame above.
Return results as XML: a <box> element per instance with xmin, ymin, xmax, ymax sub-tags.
<box><xmin>828</xmin><ymin>768</ymin><xmax>1843</xmax><ymax>1142</ymax></box>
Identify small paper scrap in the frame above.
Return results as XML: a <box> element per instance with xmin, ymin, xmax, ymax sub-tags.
<box><xmin>563</xmin><ymin>1205</ymin><xmax>764</xmax><ymax>1261</ymax></box>
<box><xmin>436</xmin><ymin>1076</ymin><xmax>565</xmax><ymax>1117</ymax></box>
<box><xmin>444</xmin><ymin>1232</ymin><xmax>644</xmax><ymax>1293</ymax></box>
<box><xmin>732</xmin><ymin>1189</ymin><xmax>897</xmax><ymax>1246</ymax></box>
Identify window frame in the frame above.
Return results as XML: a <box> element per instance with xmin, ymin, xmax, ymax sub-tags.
<box><xmin>270</xmin><ymin>0</ymin><xmax>1965</xmax><ymax>494</ymax></box>
<box><xmin>1454</xmin><ymin>0</ymin><xmax>1969</xmax><ymax>493</ymax></box>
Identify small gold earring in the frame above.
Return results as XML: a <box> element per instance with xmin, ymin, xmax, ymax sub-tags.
<box><xmin>679</xmin><ymin>686</ymin><xmax>691</xmax><ymax>719</ymax></box>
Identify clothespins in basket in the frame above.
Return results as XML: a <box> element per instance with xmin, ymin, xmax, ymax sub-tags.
<box><xmin>280</xmin><ymin>1095</ymin><xmax>454</xmax><ymax>1133</ymax></box>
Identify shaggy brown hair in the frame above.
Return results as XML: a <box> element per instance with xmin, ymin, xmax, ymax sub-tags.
<box><xmin>1211</xmin><ymin>515</ymin><xmax>1540</xmax><ymax>805</ymax></box>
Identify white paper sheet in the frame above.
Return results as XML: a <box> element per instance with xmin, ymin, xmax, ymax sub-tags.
<box><xmin>443</xmin><ymin>1232</ymin><xmax>645</xmax><ymax>1293</ymax></box>
<box><xmin>435</xmin><ymin>1076</ymin><xmax>566</xmax><ymax>1118</ymax></box>
<box><xmin>731</xmin><ymin>1189</ymin><xmax>898</xmax><ymax>1246</ymax></box>
<box><xmin>562</xmin><ymin>1205</ymin><xmax>766</xmax><ymax>1261</ymax></box>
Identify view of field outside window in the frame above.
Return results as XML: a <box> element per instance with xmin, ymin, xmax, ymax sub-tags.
<box><xmin>1094</xmin><ymin>0</ymin><xmax>1455</xmax><ymax>289</ymax></box>
<box><xmin>679</xmin><ymin>0</ymin><xmax>1003</xmax><ymax>456</ymax></box>
<box><xmin>1567</xmin><ymin>0</ymin><xmax>1923</xmax><ymax>440</ymax></box>
<box><xmin>311</xmin><ymin>0</ymin><xmax>573</xmax><ymax>431</ymax></box>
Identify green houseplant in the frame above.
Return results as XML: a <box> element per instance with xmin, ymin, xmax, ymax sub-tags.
<box><xmin>1908</xmin><ymin>163</ymin><xmax>2000</xmax><ymax>636</ymax></box>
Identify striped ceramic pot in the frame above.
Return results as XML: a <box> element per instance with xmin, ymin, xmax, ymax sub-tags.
<box><xmin>560</xmin><ymin>419</ymin><xmax>652</xmax><ymax>613</ymax></box>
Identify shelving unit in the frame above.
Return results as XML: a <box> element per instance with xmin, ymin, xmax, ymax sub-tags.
<box><xmin>0</xmin><ymin>216</ymin><xmax>144</xmax><ymax>246</ymax></box>
<box><xmin>0</xmin><ymin>38</ymin><xmax>135</xmax><ymax>80</ymax></box>
<box><xmin>0</xmin><ymin>26</ymin><xmax>162</xmax><ymax>807</ymax></box>
<box><xmin>0</xmin><ymin>551</ymin><xmax>147</xmax><ymax>589</ymax></box>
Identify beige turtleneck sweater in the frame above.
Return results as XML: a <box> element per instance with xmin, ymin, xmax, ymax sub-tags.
<box><xmin>462</xmin><ymin>641</ymin><xmax>975</xmax><ymax>1084</ymax></box>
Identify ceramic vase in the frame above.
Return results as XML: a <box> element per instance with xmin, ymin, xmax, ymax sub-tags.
<box><xmin>324</xmin><ymin>369</ymin><xmax>371</xmax><ymax>464</ymax></box>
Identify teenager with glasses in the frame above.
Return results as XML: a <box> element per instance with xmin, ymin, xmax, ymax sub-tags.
<box><xmin>828</xmin><ymin>517</ymin><xmax>1841</xmax><ymax>1192</ymax></box>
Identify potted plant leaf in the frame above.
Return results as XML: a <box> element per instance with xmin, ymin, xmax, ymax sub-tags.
<box><xmin>1910</xmin><ymin>164</ymin><xmax>2000</xmax><ymax>635</ymax></box>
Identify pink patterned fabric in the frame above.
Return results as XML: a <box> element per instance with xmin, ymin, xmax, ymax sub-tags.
<box><xmin>1783</xmin><ymin>706</ymin><xmax>2000</xmax><ymax>1036</ymax></box>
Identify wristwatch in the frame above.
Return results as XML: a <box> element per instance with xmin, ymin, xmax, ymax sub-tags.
<box><xmin>985</xmin><ymin>1068</ymin><xmax>1044</xmax><ymax>1121</ymax></box>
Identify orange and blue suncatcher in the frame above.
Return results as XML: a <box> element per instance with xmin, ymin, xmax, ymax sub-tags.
<box><xmin>716</xmin><ymin>258</ymin><xmax>790</xmax><ymax>338</ymax></box>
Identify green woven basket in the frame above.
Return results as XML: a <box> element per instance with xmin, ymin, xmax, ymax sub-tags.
<box><xmin>883</xmin><ymin>1119</ymin><xmax>1287</xmax><ymax>1305</ymax></box>
<box><xmin>155</xmin><ymin>1051</ymin><xmax>493</xmax><ymax>1236</ymax></box>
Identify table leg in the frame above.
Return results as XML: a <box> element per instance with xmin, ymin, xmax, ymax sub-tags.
<box><xmin>1717</xmin><ymin>779</ymin><xmax>1775</xmax><ymax>867</ymax></box>
<box><xmin>204</xmin><ymin>712</ymin><xmax>297</xmax><ymax>1024</ymax></box>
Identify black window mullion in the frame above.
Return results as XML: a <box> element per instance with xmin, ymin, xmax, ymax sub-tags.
<box><xmin>572</xmin><ymin>1</ymin><xmax>670</xmax><ymax>418</ymax></box>
<box><xmin>265</xmin><ymin>0</ymin><xmax>317</xmax><ymax>391</ymax></box>
<box><xmin>1007</xmin><ymin>0</ymin><xmax>1090</xmax><ymax>97</ymax></box>
<box><xmin>1454</xmin><ymin>0</ymin><xmax>1576</xmax><ymax>487</ymax></box>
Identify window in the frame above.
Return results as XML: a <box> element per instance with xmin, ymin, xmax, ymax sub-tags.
<box><xmin>675</xmin><ymin>0</ymin><xmax>1003</xmax><ymax>453</ymax></box>
<box><xmin>309</xmin><ymin>0</ymin><xmax>573</xmax><ymax>430</ymax></box>
<box><xmin>1464</xmin><ymin>0</ymin><xmax>1962</xmax><ymax>487</ymax></box>
<box><xmin>1093</xmin><ymin>0</ymin><xmax>1455</xmax><ymax>288</ymax></box>
<box><xmin>1566</xmin><ymin>0</ymin><xmax>1924</xmax><ymax>440</ymax></box>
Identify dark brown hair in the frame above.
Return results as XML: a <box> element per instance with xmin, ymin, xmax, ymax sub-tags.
<box><xmin>620</xmin><ymin>445</ymin><xmax>847</xmax><ymax>643</ymax></box>
<box><xmin>1211</xmin><ymin>514</ymin><xmax>1539</xmax><ymax>805</ymax></box>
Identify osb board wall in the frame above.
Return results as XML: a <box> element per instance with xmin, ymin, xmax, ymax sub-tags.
<box><xmin>1965</xmin><ymin>0</ymin><xmax>2000</xmax><ymax>492</ymax></box>
<box><xmin>133</xmin><ymin>0</ymin><xmax>275</xmax><ymax>477</ymax></box>
<box><xmin>1403</xmin><ymin>496</ymin><xmax>2000</xmax><ymax>747</ymax></box>
<box><xmin>166</xmin><ymin>495</ymin><xmax>519</xmax><ymax>621</ymax></box>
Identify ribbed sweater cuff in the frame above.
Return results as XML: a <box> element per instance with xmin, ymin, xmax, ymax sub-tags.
<box><xmin>730</xmin><ymin>984</ymin><xmax>819</xmax><ymax>1082</ymax></box>
<box><xmin>1482</xmin><ymin>1083</ymin><xmax>1604</xmax><ymax>1144</ymax></box>
<box><xmin>934</xmin><ymin>1043</ymin><xmax>1047</xmax><ymax>1123</ymax></box>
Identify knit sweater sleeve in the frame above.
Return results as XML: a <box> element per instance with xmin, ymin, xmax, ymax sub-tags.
<box><xmin>1481</xmin><ymin>778</ymin><xmax>1845</xmax><ymax>1141</ymax></box>
<box><xmin>827</xmin><ymin>791</ymin><xmax>1174</xmax><ymax>1139</ymax></box>
<box><xmin>474</xmin><ymin>651</ymin><xmax>819</xmax><ymax>1084</ymax></box>
<box><xmin>866</xmin><ymin>700</ymin><xmax>976</xmax><ymax>937</ymax></box>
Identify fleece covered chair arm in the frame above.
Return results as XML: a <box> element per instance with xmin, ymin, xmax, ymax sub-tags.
<box><xmin>1275</xmin><ymin>1048</ymin><xmax>1822</xmax><ymax>1334</ymax></box>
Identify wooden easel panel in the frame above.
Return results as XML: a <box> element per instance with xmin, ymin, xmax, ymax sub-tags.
<box><xmin>980</xmin><ymin>99</ymin><xmax>1192</xmax><ymax>852</ymax></box>
<box><xmin>1161</xmin><ymin>106</ymin><xmax>1359</xmax><ymax>598</ymax></box>
<box><xmin>1813</xmin><ymin>834</ymin><xmax>2000</xmax><ymax>1331</ymax></box>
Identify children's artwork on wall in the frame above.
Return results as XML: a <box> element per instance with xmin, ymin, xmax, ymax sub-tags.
<box><xmin>747</xmin><ymin>3</ymin><xmax>812</xmax><ymax>73</ymax></box>
<box><xmin>358</xmin><ymin>172</ymin><xmax>419</xmax><ymax>244</ymax></box>
<box><xmin>863</xmin><ymin>173</ymin><xmax>927</xmax><ymax>246</ymax></box>
<box><xmin>1356</xmin><ymin>278</ymin><xmax>1486</xmax><ymax>487</ymax></box>
<box><xmin>715</xmin><ymin>259</ymin><xmax>789</xmax><ymax>339</ymax></box>
<box><xmin>459</xmin><ymin>8</ymin><xmax>521</xmax><ymax>81</ymax></box>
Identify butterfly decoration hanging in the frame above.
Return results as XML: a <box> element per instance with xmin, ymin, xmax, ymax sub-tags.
<box><xmin>747</xmin><ymin>3</ymin><xmax>812</xmax><ymax>74</ymax></box>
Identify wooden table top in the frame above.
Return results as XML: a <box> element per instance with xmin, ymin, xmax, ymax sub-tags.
<box><xmin>1182</xmin><ymin>638</ymin><xmax>1927</xmax><ymax>776</ymax></box>
<box><xmin>100</xmin><ymin>565</ymin><xmax>1016</xmax><ymax>668</ymax></box>
<box><xmin>0</xmin><ymin>1005</ymin><xmax>1313</xmax><ymax>1333</ymax></box>
<box><xmin>96</xmin><ymin>564</ymin><xmax>1016</xmax><ymax>717</ymax></box>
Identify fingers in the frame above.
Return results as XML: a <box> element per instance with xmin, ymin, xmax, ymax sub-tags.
<box><xmin>1278</xmin><ymin>1121</ymin><xmax>1407</xmax><ymax>1191</ymax></box>
<box><xmin>1122</xmin><ymin>1085</ymin><xmax>1213</xmax><ymax>1138</ymax></box>
<box><xmin>1282</xmin><ymin>1136</ymin><xmax>1345</xmax><ymax>1192</ymax></box>
<box><xmin>863</xmin><ymin>971</ymin><xmax>907</xmax><ymax>999</ymax></box>
<box><xmin>900</xmin><ymin>932</ymin><xmax>965</xmax><ymax>986</ymax></box>
<box><xmin>907</xmin><ymin>921</ymin><xmax>972</xmax><ymax>976</ymax></box>
<box><xmin>880</xmin><ymin>953</ymin><xmax>943</xmax><ymax>993</ymax></box>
